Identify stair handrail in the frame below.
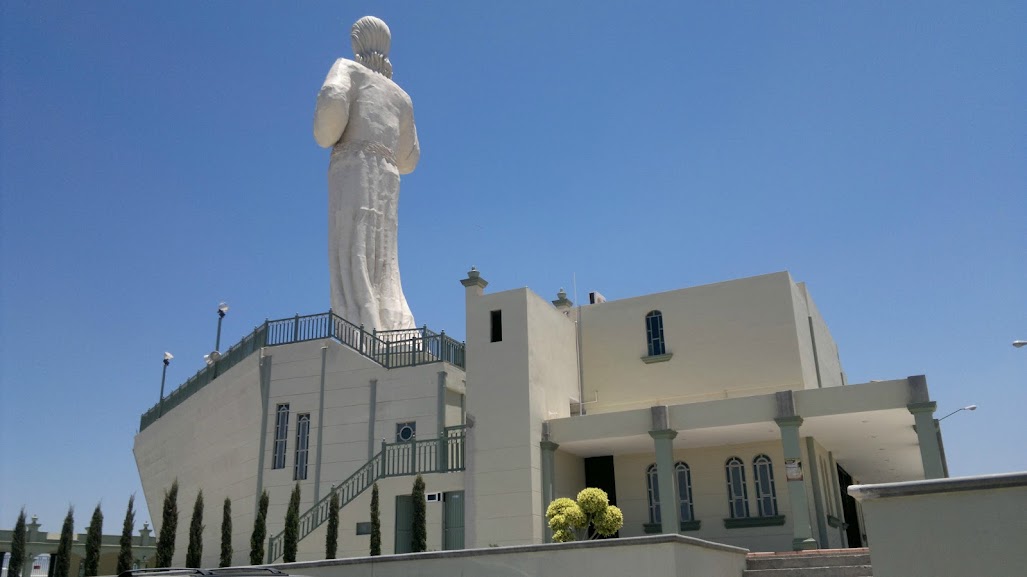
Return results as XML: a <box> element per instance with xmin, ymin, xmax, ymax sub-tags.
<box><xmin>265</xmin><ymin>425</ymin><xmax>467</xmax><ymax>562</ymax></box>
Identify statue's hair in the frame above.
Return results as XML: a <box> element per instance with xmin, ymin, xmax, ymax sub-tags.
<box><xmin>351</xmin><ymin>16</ymin><xmax>393</xmax><ymax>79</ymax></box>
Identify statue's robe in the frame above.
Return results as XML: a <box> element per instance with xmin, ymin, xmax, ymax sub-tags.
<box><xmin>314</xmin><ymin>58</ymin><xmax>420</xmax><ymax>332</ymax></box>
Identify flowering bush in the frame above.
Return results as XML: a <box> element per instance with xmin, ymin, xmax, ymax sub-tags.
<box><xmin>545</xmin><ymin>488</ymin><xmax>623</xmax><ymax>542</ymax></box>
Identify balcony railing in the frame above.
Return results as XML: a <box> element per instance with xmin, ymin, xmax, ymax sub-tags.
<box><xmin>139</xmin><ymin>311</ymin><xmax>465</xmax><ymax>431</ymax></box>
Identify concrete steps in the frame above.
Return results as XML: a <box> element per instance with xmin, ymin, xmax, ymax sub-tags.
<box><xmin>745</xmin><ymin>548</ymin><xmax>872</xmax><ymax>577</ymax></box>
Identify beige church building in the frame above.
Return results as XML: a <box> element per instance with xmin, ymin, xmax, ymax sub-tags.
<box><xmin>133</xmin><ymin>269</ymin><xmax>948</xmax><ymax>565</ymax></box>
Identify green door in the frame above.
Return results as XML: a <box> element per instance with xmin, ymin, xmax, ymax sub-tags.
<box><xmin>443</xmin><ymin>491</ymin><xmax>465</xmax><ymax>550</ymax></box>
<box><xmin>395</xmin><ymin>495</ymin><xmax>413</xmax><ymax>554</ymax></box>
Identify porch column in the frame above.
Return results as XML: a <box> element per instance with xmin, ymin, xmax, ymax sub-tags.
<box><xmin>908</xmin><ymin>401</ymin><xmax>945</xmax><ymax>479</ymax></box>
<box><xmin>540</xmin><ymin>436</ymin><xmax>559</xmax><ymax>543</ymax></box>
<box><xmin>775</xmin><ymin>416</ymin><xmax>818</xmax><ymax>550</ymax></box>
<box><xmin>649</xmin><ymin>429</ymin><xmax>679</xmax><ymax>534</ymax></box>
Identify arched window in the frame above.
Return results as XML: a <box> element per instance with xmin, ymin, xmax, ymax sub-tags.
<box><xmin>647</xmin><ymin>462</ymin><xmax>696</xmax><ymax>525</ymax></box>
<box><xmin>646</xmin><ymin>463</ymin><xmax>661</xmax><ymax>523</ymax></box>
<box><xmin>675</xmin><ymin>462</ymin><xmax>695</xmax><ymax>522</ymax></box>
<box><xmin>753</xmin><ymin>454</ymin><xmax>778</xmax><ymax>516</ymax></box>
<box><xmin>645</xmin><ymin>310</ymin><xmax>666</xmax><ymax>356</ymax></box>
<box><xmin>726</xmin><ymin>457</ymin><xmax>749</xmax><ymax>518</ymax></box>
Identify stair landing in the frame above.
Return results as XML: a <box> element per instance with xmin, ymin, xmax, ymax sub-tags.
<box><xmin>745</xmin><ymin>548</ymin><xmax>872</xmax><ymax>577</ymax></box>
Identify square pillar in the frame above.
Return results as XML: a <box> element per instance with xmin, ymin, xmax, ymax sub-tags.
<box><xmin>649</xmin><ymin>429</ymin><xmax>679</xmax><ymax>534</ymax></box>
<box><xmin>540</xmin><ymin>439</ymin><xmax>559</xmax><ymax>542</ymax></box>
<box><xmin>776</xmin><ymin>416</ymin><xmax>818</xmax><ymax>550</ymax></box>
<box><xmin>908</xmin><ymin>401</ymin><xmax>945</xmax><ymax>479</ymax></box>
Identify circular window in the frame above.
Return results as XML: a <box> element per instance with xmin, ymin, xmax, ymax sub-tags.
<box><xmin>398</xmin><ymin>423</ymin><xmax>415</xmax><ymax>442</ymax></box>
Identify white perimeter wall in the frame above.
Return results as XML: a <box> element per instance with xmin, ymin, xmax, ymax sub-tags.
<box><xmin>852</xmin><ymin>474</ymin><xmax>1027</xmax><ymax>577</ymax></box>
<box><xmin>268</xmin><ymin>535</ymin><xmax>748</xmax><ymax>577</ymax></box>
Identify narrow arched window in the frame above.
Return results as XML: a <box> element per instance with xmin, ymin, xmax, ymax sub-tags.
<box><xmin>675</xmin><ymin>461</ymin><xmax>694</xmax><ymax>522</ymax></box>
<box><xmin>753</xmin><ymin>454</ymin><xmax>778</xmax><ymax>516</ymax></box>
<box><xmin>645</xmin><ymin>311</ymin><xmax>666</xmax><ymax>356</ymax></box>
<box><xmin>726</xmin><ymin>457</ymin><xmax>749</xmax><ymax>518</ymax></box>
<box><xmin>646</xmin><ymin>463</ymin><xmax>661</xmax><ymax>523</ymax></box>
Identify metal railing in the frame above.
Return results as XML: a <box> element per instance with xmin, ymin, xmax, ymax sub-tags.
<box><xmin>139</xmin><ymin>311</ymin><xmax>466</xmax><ymax>431</ymax></box>
<box><xmin>266</xmin><ymin>425</ymin><xmax>467</xmax><ymax>562</ymax></box>
<box><xmin>139</xmin><ymin>324</ymin><xmax>267</xmax><ymax>430</ymax></box>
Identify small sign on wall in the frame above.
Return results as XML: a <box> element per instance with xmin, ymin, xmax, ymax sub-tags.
<box><xmin>426</xmin><ymin>492</ymin><xmax>442</xmax><ymax>502</ymax></box>
<box><xmin>785</xmin><ymin>458</ymin><xmax>803</xmax><ymax>481</ymax></box>
<box><xmin>355</xmin><ymin>522</ymin><xmax>372</xmax><ymax>535</ymax></box>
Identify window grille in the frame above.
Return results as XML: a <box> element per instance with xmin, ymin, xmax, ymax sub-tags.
<box><xmin>726</xmin><ymin>457</ymin><xmax>750</xmax><ymax>518</ymax></box>
<box><xmin>645</xmin><ymin>311</ymin><xmax>666</xmax><ymax>356</ymax></box>
<box><xmin>294</xmin><ymin>413</ymin><xmax>310</xmax><ymax>480</ymax></box>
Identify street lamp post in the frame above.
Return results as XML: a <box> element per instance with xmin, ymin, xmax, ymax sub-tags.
<box><xmin>215</xmin><ymin>302</ymin><xmax>229</xmax><ymax>352</ymax></box>
<box><xmin>158</xmin><ymin>352</ymin><xmax>173</xmax><ymax>418</ymax></box>
<box><xmin>938</xmin><ymin>404</ymin><xmax>977</xmax><ymax>421</ymax></box>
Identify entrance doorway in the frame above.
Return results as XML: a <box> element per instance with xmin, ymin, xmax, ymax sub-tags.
<box><xmin>443</xmin><ymin>491</ymin><xmax>464</xmax><ymax>550</ymax></box>
<box><xmin>836</xmin><ymin>465</ymin><xmax>864</xmax><ymax>547</ymax></box>
<box><xmin>584</xmin><ymin>456</ymin><xmax>618</xmax><ymax>538</ymax></box>
<box><xmin>394</xmin><ymin>495</ymin><xmax>413</xmax><ymax>554</ymax></box>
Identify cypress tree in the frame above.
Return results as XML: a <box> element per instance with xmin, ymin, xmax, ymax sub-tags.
<box><xmin>83</xmin><ymin>504</ymin><xmax>104</xmax><ymax>576</ymax></box>
<box><xmin>219</xmin><ymin>497</ymin><xmax>232</xmax><ymax>567</ymax></box>
<box><xmin>9</xmin><ymin>509</ymin><xmax>27</xmax><ymax>577</ymax></box>
<box><xmin>186</xmin><ymin>491</ymin><xmax>204</xmax><ymax>567</ymax></box>
<box><xmin>325</xmin><ymin>491</ymin><xmax>339</xmax><ymax>559</ymax></box>
<box><xmin>249</xmin><ymin>490</ymin><xmax>269</xmax><ymax>565</ymax></box>
<box><xmin>369</xmin><ymin>484</ymin><xmax>381</xmax><ymax>556</ymax></box>
<box><xmin>283</xmin><ymin>484</ymin><xmax>301</xmax><ymax>563</ymax></box>
<box><xmin>155</xmin><ymin>480</ymin><xmax>179</xmax><ymax>567</ymax></box>
<box><xmin>411</xmin><ymin>475</ymin><xmax>426</xmax><ymax>553</ymax></box>
<box><xmin>116</xmin><ymin>496</ymin><xmax>136</xmax><ymax>575</ymax></box>
<box><xmin>53</xmin><ymin>507</ymin><xmax>74</xmax><ymax>577</ymax></box>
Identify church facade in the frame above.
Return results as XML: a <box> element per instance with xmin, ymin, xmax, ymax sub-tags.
<box><xmin>133</xmin><ymin>268</ymin><xmax>947</xmax><ymax>564</ymax></box>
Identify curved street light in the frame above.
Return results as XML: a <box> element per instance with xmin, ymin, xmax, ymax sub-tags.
<box><xmin>158</xmin><ymin>352</ymin><xmax>174</xmax><ymax>418</ymax></box>
<box><xmin>1013</xmin><ymin>340</ymin><xmax>1026</xmax><ymax>348</ymax></box>
<box><xmin>938</xmin><ymin>404</ymin><xmax>977</xmax><ymax>421</ymax></box>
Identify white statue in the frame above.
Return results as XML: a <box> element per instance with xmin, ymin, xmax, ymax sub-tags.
<box><xmin>314</xmin><ymin>16</ymin><xmax>420</xmax><ymax>332</ymax></box>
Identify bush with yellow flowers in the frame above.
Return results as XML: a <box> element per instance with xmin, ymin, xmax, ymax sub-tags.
<box><xmin>545</xmin><ymin>488</ymin><xmax>623</xmax><ymax>542</ymax></box>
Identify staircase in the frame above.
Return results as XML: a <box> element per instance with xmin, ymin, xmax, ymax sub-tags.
<box><xmin>745</xmin><ymin>548</ymin><xmax>872</xmax><ymax>577</ymax></box>
<box><xmin>266</xmin><ymin>425</ymin><xmax>467</xmax><ymax>562</ymax></box>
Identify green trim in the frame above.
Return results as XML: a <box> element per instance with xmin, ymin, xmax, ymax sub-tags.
<box><xmin>775</xmin><ymin>416</ymin><xmax>804</xmax><ymax>428</ymax></box>
<box><xmin>907</xmin><ymin>401</ymin><xmax>937</xmax><ymax>415</ymax></box>
<box><xmin>805</xmin><ymin>436</ymin><xmax>829</xmax><ymax>548</ymax></box>
<box><xmin>648</xmin><ymin>429</ymin><xmax>678</xmax><ymax>440</ymax></box>
<box><xmin>642</xmin><ymin>520</ymin><xmax>701</xmax><ymax>533</ymax></box>
<box><xmin>680</xmin><ymin>520</ymin><xmax>701</xmax><ymax>531</ymax></box>
<box><xmin>793</xmin><ymin>537</ymin><xmax>819</xmax><ymax>551</ymax></box>
<box><xmin>314</xmin><ymin>345</ymin><xmax>328</xmax><ymax>503</ymax></box>
<box><xmin>827</xmin><ymin>515</ymin><xmax>847</xmax><ymax>529</ymax></box>
<box><xmin>641</xmin><ymin>353</ymin><xmax>673</xmax><ymax>364</ymax></box>
<box><xmin>724</xmin><ymin>515</ymin><xmax>786</xmax><ymax>529</ymax></box>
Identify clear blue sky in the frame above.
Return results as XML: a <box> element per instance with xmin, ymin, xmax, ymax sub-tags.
<box><xmin>1</xmin><ymin>1</ymin><xmax>1024</xmax><ymax>533</ymax></box>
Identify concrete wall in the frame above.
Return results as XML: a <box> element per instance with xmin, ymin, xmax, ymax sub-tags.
<box><xmin>269</xmin><ymin>535</ymin><xmax>748</xmax><ymax>577</ymax></box>
<box><xmin>850</xmin><ymin>472</ymin><xmax>1027</xmax><ymax>577</ymax></box>
<box><xmin>463</xmin><ymin>285</ymin><xmax>579</xmax><ymax>547</ymax></box>
<box><xmin>135</xmin><ymin>337</ymin><xmax>466</xmax><ymax>567</ymax></box>
<box><xmin>578</xmin><ymin>272</ymin><xmax>815</xmax><ymax>413</ymax></box>
<box><xmin>612</xmin><ymin>440</ymin><xmax>795</xmax><ymax>552</ymax></box>
<box><xmin>133</xmin><ymin>353</ymin><xmax>263</xmax><ymax>568</ymax></box>
<box><xmin>792</xmin><ymin>282</ymin><xmax>844</xmax><ymax>389</ymax></box>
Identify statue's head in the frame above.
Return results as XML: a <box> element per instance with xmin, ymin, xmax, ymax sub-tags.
<box><xmin>351</xmin><ymin>16</ymin><xmax>393</xmax><ymax>79</ymax></box>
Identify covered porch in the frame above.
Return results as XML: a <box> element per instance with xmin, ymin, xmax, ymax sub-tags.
<box><xmin>540</xmin><ymin>377</ymin><xmax>945</xmax><ymax>552</ymax></box>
